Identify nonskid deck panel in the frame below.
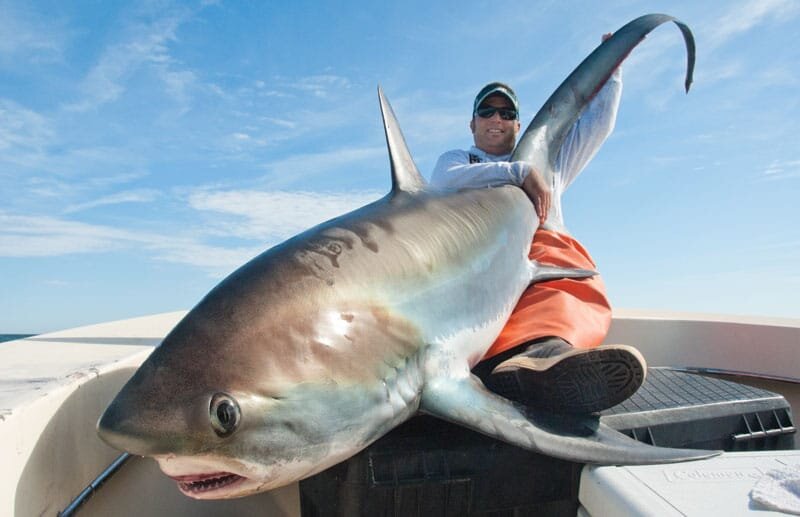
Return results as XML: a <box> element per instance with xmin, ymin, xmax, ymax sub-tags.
<box><xmin>602</xmin><ymin>368</ymin><xmax>795</xmax><ymax>451</ymax></box>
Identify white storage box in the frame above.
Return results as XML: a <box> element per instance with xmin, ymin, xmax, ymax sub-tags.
<box><xmin>579</xmin><ymin>450</ymin><xmax>800</xmax><ymax>516</ymax></box>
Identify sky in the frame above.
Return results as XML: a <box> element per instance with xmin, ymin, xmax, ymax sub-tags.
<box><xmin>1</xmin><ymin>0</ymin><xmax>798</xmax><ymax>334</ymax></box>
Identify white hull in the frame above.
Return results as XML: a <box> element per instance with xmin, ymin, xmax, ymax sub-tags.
<box><xmin>1</xmin><ymin>310</ymin><xmax>798</xmax><ymax>516</ymax></box>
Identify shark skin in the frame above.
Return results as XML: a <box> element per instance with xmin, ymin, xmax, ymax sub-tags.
<box><xmin>97</xmin><ymin>14</ymin><xmax>716</xmax><ymax>500</ymax></box>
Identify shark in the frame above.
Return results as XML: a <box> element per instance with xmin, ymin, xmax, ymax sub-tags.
<box><xmin>97</xmin><ymin>14</ymin><xmax>716</xmax><ymax>500</ymax></box>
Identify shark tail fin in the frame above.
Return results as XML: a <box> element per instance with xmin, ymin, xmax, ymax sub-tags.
<box><xmin>512</xmin><ymin>14</ymin><xmax>695</xmax><ymax>233</ymax></box>
<box><xmin>378</xmin><ymin>86</ymin><xmax>427</xmax><ymax>194</ymax></box>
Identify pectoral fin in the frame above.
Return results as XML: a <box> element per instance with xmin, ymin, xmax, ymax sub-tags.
<box><xmin>420</xmin><ymin>375</ymin><xmax>719</xmax><ymax>465</ymax></box>
<box><xmin>529</xmin><ymin>259</ymin><xmax>596</xmax><ymax>284</ymax></box>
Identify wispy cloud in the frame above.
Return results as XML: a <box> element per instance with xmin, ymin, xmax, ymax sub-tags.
<box><xmin>0</xmin><ymin>99</ymin><xmax>54</xmax><ymax>156</ymax></box>
<box><xmin>0</xmin><ymin>188</ymin><xmax>382</xmax><ymax>276</ymax></box>
<box><xmin>0</xmin><ymin>2</ymin><xmax>66</xmax><ymax>62</ymax></box>
<box><xmin>154</xmin><ymin>241</ymin><xmax>262</xmax><ymax>276</ymax></box>
<box><xmin>64</xmin><ymin>9</ymin><xmax>193</xmax><ymax>112</ymax></box>
<box><xmin>1</xmin><ymin>139</ymin><xmax>149</xmax><ymax>210</ymax></box>
<box><xmin>695</xmin><ymin>60</ymin><xmax>745</xmax><ymax>88</ymax></box>
<box><xmin>187</xmin><ymin>189</ymin><xmax>382</xmax><ymax>240</ymax></box>
<box><xmin>709</xmin><ymin>0</ymin><xmax>800</xmax><ymax>48</ymax></box>
<box><xmin>197</xmin><ymin>73</ymin><xmax>369</xmax><ymax>155</ymax></box>
<box><xmin>64</xmin><ymin>189</ymin><xmax>162</xmax><ymax>213</ymax></box>
<box><xmin>261</xmin><ymin>146</ymin><xmax>387</xmax><ymax>187</ymax></box>
<box><xmin>262</xmin><ymin>116</ymin><xmax>298</xmax><ymax>130</ymax></box>
<box><xmin>0</xmin><ymin>213</ymin><xmax>140</xmax><ymax>256</ymax></box>
<box><xmin>0</xmin><ymin>210</ymin><xmax>253</xmax><ymax>277</ymax></box>
<box><xmin>159</xmin><ymin>68</ymin><xmax>198</xmax><ymax>115</ymax></box>
<box><xmin>759</xmin><ymin>159</ymin><xmax>800</xmax><ymax>181</ymax></box>
<box><xmin>293</xmin><ymin>74</ymin><xmax>353</xmax><ymax>99</ymax></box>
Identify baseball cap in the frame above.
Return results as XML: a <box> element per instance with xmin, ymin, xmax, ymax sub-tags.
<box><xmin>473</xmin><ymin>82</ymin><xmax>519</xmax><ymax>117</ymax></box>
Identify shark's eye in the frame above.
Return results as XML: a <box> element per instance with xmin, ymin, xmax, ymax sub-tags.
<box><xmin>209</xmin><ymin>393</ymin><xmax>241</xmax><ymax>437</ymax></box>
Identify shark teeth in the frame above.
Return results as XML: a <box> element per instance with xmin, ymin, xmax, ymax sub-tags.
<box><xmin>173</xmin><ymin>471</ymin><xmax>245</xmax><ymax>495</ymax></box>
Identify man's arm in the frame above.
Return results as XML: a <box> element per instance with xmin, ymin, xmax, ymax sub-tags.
<box><xmin>431</xmin><ymin>151</ymin><xmax>551</xmax><ymax>226</ymax></box>
<box><xmin>555</xmin><ymin>68</ymin><xmax>622</xmax><ymax>190</ymax></box>
<box><xmin>430</xmin><ymin>150</ymin><xmax>528</xmax><ymax>190</ymax></box>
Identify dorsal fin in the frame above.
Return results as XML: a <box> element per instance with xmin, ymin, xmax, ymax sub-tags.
<box><xmin>378</xmin><ymin>86</ymin><xmax>427</xmax><ymax>194</ymax></box>
<box><xmin>511</xmin><ymin>13</ymin><xmax>695</xmax><ymax>179</ymax></box>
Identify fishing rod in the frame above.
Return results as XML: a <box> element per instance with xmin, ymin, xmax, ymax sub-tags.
<box><xmin>58</xmin><ymin>452</ymin><xmax>132</xmax><ymax>517</ymax></box>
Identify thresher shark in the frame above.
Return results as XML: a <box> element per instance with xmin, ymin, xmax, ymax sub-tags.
<box><xmin>96</xmin><ymin>14</ymin><xmax>715</xmax><ymax>500</ymax></box>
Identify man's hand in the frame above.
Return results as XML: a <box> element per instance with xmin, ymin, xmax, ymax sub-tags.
<box><xmin>521</xmin><ymin>166</ymin><xmax>550</xmax><ymax>226</ymax></box>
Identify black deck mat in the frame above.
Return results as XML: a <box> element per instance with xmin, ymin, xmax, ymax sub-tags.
<box><xmin>603</xmin><ymin>367</ymin><xmax>785</xmax><ymax>415</ymax></box>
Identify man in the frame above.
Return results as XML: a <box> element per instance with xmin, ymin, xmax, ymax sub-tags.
<box><xmin>430</xmin><ymin>44</ymin><xmax>646</xmax><ymax>414</ymax></box>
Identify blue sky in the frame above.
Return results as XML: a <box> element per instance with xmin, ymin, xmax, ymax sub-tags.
<box><xmin>1</xmin><ymin>0</ymin><xmax>798</xmax><ymax>333</ymax></box>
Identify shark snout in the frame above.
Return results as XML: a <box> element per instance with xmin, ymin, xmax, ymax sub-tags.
<box><xmin>96</xmin><ymin>384</ymin><xmax>207</xmax><ymax>457</ymax></box>
<box><xmin>97</xmin><ymin>400</ymin><xmax>166</xmax><ymax>456</ymax></box>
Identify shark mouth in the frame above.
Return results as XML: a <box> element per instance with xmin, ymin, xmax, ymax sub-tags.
<box><xmin>171</xmin><ymin>471</ymin><xmax>246</xmax><ymax>496</ymax></box>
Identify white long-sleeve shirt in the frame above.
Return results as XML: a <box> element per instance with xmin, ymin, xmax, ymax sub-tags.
<box><xmin>430</xmin><ymin>71</ymin><xmax>622</xmax><ymax>192</ymax></box>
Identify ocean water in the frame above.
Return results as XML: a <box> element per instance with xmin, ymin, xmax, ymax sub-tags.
<box><xmin>0</xmin><ymin>334</ymin><xmax>34</xmax><ymax>343</ymax></box>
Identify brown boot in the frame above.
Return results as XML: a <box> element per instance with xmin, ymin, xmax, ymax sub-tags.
<box><xmin>488</xmin><ymin>337</ymin><xmax>646</xmax><ymax>414</ymax></box>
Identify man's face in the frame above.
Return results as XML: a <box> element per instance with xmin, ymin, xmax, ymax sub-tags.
<box><xmin>470</xmin><ymin>94</ymin><xmax>521</xmax><ymax>156</ymax></box>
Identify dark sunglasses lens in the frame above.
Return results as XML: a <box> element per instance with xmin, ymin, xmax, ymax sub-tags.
<box><xmin>476</xmin><ymin>107</ymin><xmax>517</xmax><ymax>120</ymax></box>
<box><xmin>499</xmin><ymin>109</ymin><xmax>517</xmax><ymax>120</ymax></box>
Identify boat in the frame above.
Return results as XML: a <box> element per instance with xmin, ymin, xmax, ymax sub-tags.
<box><xmin>2</xmin><ymin>309</ymin><xmax>797</xmax><ymax>516</ymax></box>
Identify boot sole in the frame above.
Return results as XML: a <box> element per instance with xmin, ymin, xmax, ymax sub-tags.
<box><xmin>489</xmin><ymin>345</ymin><xmax>646</xmax><ymax>414</ymax></box>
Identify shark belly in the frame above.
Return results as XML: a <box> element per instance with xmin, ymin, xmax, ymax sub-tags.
<box><xmin>386</xmin><ymin>188</ymin><xmax>535</xmax><ymax>372</ymax></box>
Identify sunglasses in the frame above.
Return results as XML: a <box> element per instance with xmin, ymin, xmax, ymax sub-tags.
<box><xmin>475</xmin><ymin>107</ymin><xmax>518</xmax><ymax>121</ymax></box>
